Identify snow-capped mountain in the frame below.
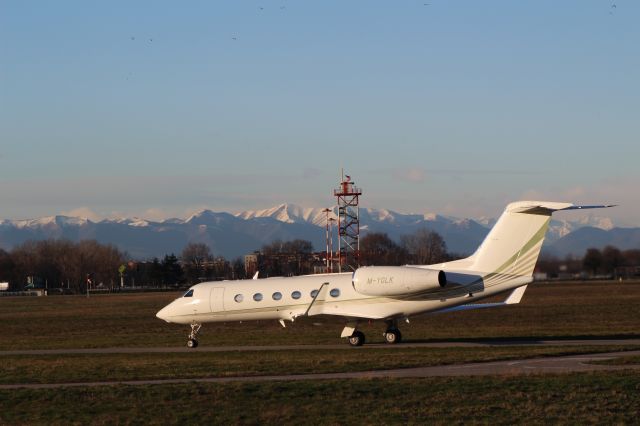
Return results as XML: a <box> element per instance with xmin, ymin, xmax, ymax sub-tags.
<box><xmin>236</xmin><ymin>204</ymin><xmax>614</xmax><ymax>240</ymax></box>
<box><xmin>547</xmin><ymin>216</ymin><xmax>615</xmax><ymax>241</ymax></box>
<box><xmin>106</xmin><ymin>217</ymin><xmax>151</xmax><ymax>227</ymax></box>
<box><xmin>0</xmin><ymin>205</ymin><xmax>627</xmax><ymax>259</ymax></box>
<box><xmin>9</xmin><ymin>215</ymin><xmax>90</xmax><ymax>229</ymax></box>
<box><xmin>236</xmin><ymin>204</ymin><xmax>336</xmax><ymax>226</ymax></box>
<box><xmin>236</xmin><ymin>204</ymin><xmax>454</xmax><ymax>227</ymax></box>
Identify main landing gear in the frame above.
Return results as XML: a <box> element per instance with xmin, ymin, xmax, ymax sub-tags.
<box><xmin>383</xmin><ymin>319</ymin><xmax>402</xmax><ymax>344</ymax></box>
<box><xmin>342</xmin><ymin>323</ymin><xmax>365</xmax><ymax>347</ymax></box>
<box><xmin>383</xmin><ymin>328</ymin><xmax>402</xmax><ymax>344</ymax></box>
<box><xmin>348</xmin><ymin>330</ymin><xmax>365</xmax><ymax>347</ymax></box>
<box><xmin>187</xmin><ymin>323</ymin><xmax>201</xmax><ymax>348</ymax></box>
<box><xmin>342</xmin><ymin>320</ymin><xmax>403</xmax><ymax>347</ymax></box>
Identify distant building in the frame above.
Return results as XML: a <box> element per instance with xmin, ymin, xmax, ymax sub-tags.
<box><xmin>244</xmin><ymin>253</ymin><xmax>260</xmax><ymax>277</ymax></box>
<box><xmin>533</xmin><ymin>272</ymin><xmax>548</xmax><ymax>281</ymax></box>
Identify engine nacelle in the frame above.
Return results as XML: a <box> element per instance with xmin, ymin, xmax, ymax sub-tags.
<box><xmin>352</xmin><ymin>266</ymin><xmax>447</xmax><ymax>297</ymax></box>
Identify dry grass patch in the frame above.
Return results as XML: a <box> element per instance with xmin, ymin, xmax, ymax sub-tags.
<box><xmin>2</xmin><ymin>372</ymin><xmax>640</xmax><ymax>424</ymax></box>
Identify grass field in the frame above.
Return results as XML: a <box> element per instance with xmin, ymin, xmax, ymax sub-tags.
<box><xmin>1</xmin><ymin>280</ymin><xmax>639</xmax><ymax>424</ymax></box>
<box><xmin>3</xmin><ymin>345</ymin><xmax>639</xmax><ymax>385</ymax></box>
<box><xmin>2</xmin><ymin>372</ymin><xmax>640</xmax><ymax>425</ymax></box>
<box><xmin>594</xmin><ymin>355</ymin><xmax>640</xmax><ymax>365</ymax></box>
<box><xmin>1</xmin><ymin>280</ymin><xmax>639</xmax><ymax>350</ymax></box>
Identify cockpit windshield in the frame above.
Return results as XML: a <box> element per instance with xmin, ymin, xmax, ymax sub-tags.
<box><xmin>183</xmin><ymin>289</ymin><xmax>194</xmax><ymax>298</ymax></box>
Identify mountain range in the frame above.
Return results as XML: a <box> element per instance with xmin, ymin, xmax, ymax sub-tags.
<box><xmin>0</xmin><ymin>204</ymin><xmax>634</xmax><ymax>260</ymax></box>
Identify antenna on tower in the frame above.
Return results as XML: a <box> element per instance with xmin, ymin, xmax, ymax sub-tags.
<box><xmin>322</xmin><ymin>208</ymin><xmax>332</xmax><ymax>273</ymax></box>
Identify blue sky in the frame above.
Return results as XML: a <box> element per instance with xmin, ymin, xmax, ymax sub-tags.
<box><xmin>1</xmin><ymin>1</ymin><xmax>638</xmax><ymax>225</ymax></box>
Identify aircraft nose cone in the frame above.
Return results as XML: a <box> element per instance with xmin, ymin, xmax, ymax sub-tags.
<box><xmin>156</xmin><ymin>306</ymin><xmax>171</xmax><ymax>322</ymax></box>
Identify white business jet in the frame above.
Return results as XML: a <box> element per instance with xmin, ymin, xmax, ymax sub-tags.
<box><xmin>156</xmin><ymin>201</ymin><xmax>612</xmax><ymax>347</ymax></box>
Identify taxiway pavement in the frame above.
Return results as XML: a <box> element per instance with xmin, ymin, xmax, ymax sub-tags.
<box><xmin>1</xmin><ymin>338</ymin><xmax>640</xmax><ymax>356</ymax></box>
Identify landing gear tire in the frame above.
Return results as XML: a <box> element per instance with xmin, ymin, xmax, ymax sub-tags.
<box><xmin>384</xmin><ymin>329</ymin><xmax>402</xmax><ymax>344</ymax></box>
<box><xmin>187</xmin><ymin>339</ymin><xmax>199</xmax><ymax>348</ymax></box>
<box><xmin>348</xmin><ymin>331</ymin><xmax>365</xmax><ymax>347</ymax></box>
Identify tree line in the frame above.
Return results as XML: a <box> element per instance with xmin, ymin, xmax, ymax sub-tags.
<box><xmin>0</xmin><ymin>230</ymin><xmax>449</xmax><ymax>291</ymax></box>
<box><xmin>0</xmin><ymin>240</ymin><xmax>125</xmax><ymax>292</ymax></box>
<box><xmin>1</xmin><ymin>235</ymin><xmax>637</xmax><ymax>292</ymax></box>
<box><xmin>359</xmin><ymin>229</ymin><xmax>450</xmax><ymax>266</ymax></box>
<box><xmin>538</xmin><ymin>246</ymin><xmax>640</xmax><ymax>278</ymax></box>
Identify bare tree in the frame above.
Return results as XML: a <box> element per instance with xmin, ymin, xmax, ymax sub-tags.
<box><xmin>583</xmin><ymin>248</ymin><xmax>602</xmax><ymax>276</ymax></box>
<box><xmin>182</xmin><ymin>243</ymin><xmax>212</xmax><ymax>267</ymax></box>
<box><xmin>360</xmin><ymin>233</ymin><xmax>407</xmax><ymax>266</ymax></box>
<box><xmin>622</xmin><ymin>249</ymin><xmax>640</xmax><ymax>266</ymax></box>
<box><xmin>9</xmin><ymin>239</ymin><xmax>125</xmax><ymax>292</ymax></box>
<box><xmin>181</xmin><ymin>243</ymin><xmax>212</xmax><ymax>284</ymax></box>
<box><xmin>601</xmin><ymin>245</ymin><xmax>623</xmax><ymax>275</ymax></box>
<box><xmin>0</xmin><ymin>249</ymin><xmax>16</xmax><ymax>290</ymax></box>
<box><xmin>285</xmin><ymin>239</ymin><xmax>313</xmax><ymax>254</ymax></box>
<box><xmin>401</xmin><ymin>228</ymin><xmax>448</xmax><ymax>265</ymax></box>
<box><xmin>261</xmin><ymin>239</ymin><xmax>313</xmax><ymax>255</ymax></box>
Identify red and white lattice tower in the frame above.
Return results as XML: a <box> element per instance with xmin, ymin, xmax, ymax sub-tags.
<box><xmin>333</xmin><ymin>171</ymin><xmax>362</xmax><ymax>272</ymax></box>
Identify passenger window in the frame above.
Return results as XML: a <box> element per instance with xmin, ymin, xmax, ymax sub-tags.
<box><xmin>253</xmin><ymin>293</ymin><xmax>263</xmax><ymax>302</ymax></box>
<box><xmin>310</xmin><ymin>289</ymin><xmax>318</xmax><ymax>298</ymax></box>
<box><xmin>183</xmin><ymin>289</ymin><xmax>194</xmax><ymax>298</ymax></box>
<box><xmin>291</xmin><ymin>291</ymin><xmax>301</xmax><ymax>300</ymax></box>
<box><xmin>234</xmin><ymin>294</ymin><xmax>244</xmax><ymax>303</ymax></box>
<box><xmin>272</xmin><ymin>292</ymin><xmax>282</xmax><ymax>301</ymax></box>
<box><xmin>330</xmin><ymin>288</ymin><xmax>340</xmax><ymax>298</ymax></box>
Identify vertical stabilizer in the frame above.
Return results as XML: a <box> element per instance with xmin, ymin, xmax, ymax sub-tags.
<box><xmin>437</xmin><ymin>201</ymin><xmax>613</xmax><ymax>280</ymax></box>
<box><xmin>468</xmin><ymin>201</ymin><xmax>566</xmax><ymax>276</ymax></box>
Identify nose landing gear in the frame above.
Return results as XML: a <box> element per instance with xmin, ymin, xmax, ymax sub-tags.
<box><xmin>187</xmin><ymin>323</ymin><xmax>201</xmax><ymax>348</ymax></box>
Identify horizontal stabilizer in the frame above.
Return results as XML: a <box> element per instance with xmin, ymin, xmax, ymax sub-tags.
<box><xmin>434</xmin><ymin>285</ymin><xmax>528</xmax><ymax>314</ymax></box>
<box><xmin>560</xmin><ymin>204</ymin><xmax>617</xmax><ymax>210</ymax></box>
<box><xmin>509</xmin><ymin>202</ymin><xmax>615</xmax><ymax>215</ymax></box>
<box><xmin>504</xmin><ymin>285</ymin><xmax>527</xmax><ymax>304</ymax></box>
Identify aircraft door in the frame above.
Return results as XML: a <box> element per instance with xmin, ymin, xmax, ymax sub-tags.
<box><xmin>210</xmin><ymin>287</ymin><xmax>225</xmax><ymax>312</ymax></box>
